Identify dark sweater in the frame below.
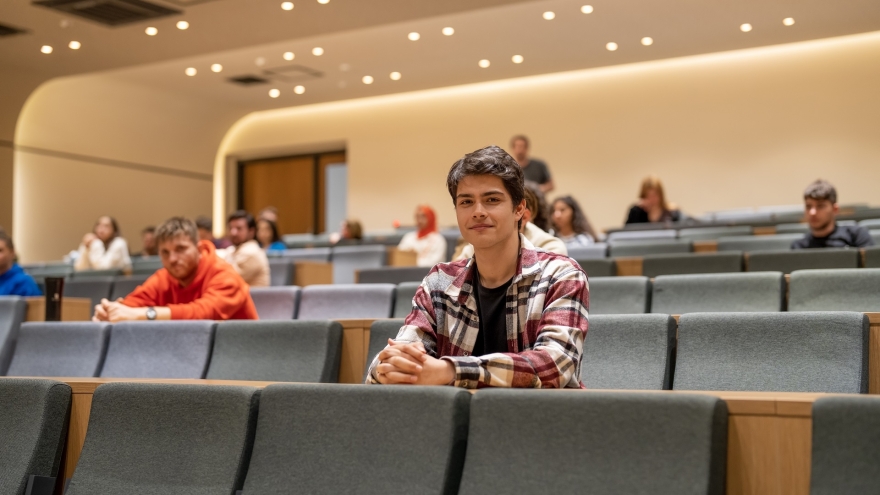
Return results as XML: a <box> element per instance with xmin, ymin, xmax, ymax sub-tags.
<box><xmin>791</xmin><ymin>224</ymin><xmax>875</xmax><ymax>249</ymax></box>
<box><xmin>625</xmin><ymin>205</ymin><xmax>681</xmax><ymax>225</ymax></box>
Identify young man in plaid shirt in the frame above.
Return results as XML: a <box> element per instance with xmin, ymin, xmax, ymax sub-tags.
<box><xmin>367</xmin><ymin>145</ymin><xmax>589</xmax><ymax>388</ymax></box>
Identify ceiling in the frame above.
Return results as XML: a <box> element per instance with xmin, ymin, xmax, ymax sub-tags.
<box><xmin>2</xmin><ymin>0</ymin><xmax>880</xmax><ymax>113</ymax></box>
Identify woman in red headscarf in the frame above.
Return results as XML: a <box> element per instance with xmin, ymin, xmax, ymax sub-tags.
<box><xmin>397</xmin><ymin>205</ymin><xmax>448</xmax><ymax>267</ymax></box>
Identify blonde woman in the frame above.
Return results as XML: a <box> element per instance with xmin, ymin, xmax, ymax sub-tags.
<box><xmin>625</xmin><ymin>176</ymin><xmax>681</xmax><ymax>224</ymax></box>
<box><xmin>75</xmin><ymin>216</ymin><xmax>132</xmax><ymax>271</ymax></box>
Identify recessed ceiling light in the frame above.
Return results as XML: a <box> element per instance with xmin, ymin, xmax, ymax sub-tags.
<box><xmin>408</xmin><ymin>32</ymin><xmax>420</xmax><ymax>41</ymax></box>
<box><xmin>512</xmin><ymin>54</ymin><xmax>524</xmax><ymax>64</ymax></box>
<box><xmin>294</xmin><ymin>85</ymin><xmax>306</xmax><ymax>94</ymax></box>
<box><xmin>362</xmin><ymin>75</ymin><xmax>374</xmax><ymax>84</ymax></box>
<box><xmin>390</xmin><ymin>71</ymin><xmax>401</xmax><ymax>80</ymax></box>
<box><xmin>176</xmin><ymin>21</ymin><xmax>189</xmax><ymax>30</ymax></box>
<box><xmin>283</xmin><ymin>51</ymin><xmax>295</xmax><ymax>60</ymax></box>
<box><xmin>185</xmin><ymin>67</ymin><xmax>197</xmax><ymax>76</ymax></box>
<box><xmin>442</xmin><ymin>27</ymin><xmax>454</xmax><ymax>36</ymax></box>
<box><xmin>478</xmin><ymin>59</ymin><xmax>490</xmax><ymax>68</ymax></box>
<box><xmin>312</xmin><ymin>47</ymin><xmax>324</xmax><ymax>56</ymax></box>
<box><xmin>783</xmin><ymin>17</ymin><xmax>795</xmax><ymax>26</ymax></box>
<box><xmin>211</xmin><ymin>64</ymin><xmax>223</xmax><ymax>73</ymax></box>
<box><xmin>40</xmin><ymin>45</ymin><xmax>53</xmax><ymax>54</ymax></box>
<box><xmin>145</xmin><ymin>26</ymin><xmax>158</xmax><ymax>36</ymax></box>
<box><xmin>269</xmin><ymin>88</ymin><xmax>280</xmax><ymax>98</ymax></box>
<box><xmin>68</xmin><ymin>41</ymin><xmax>81</xmax><ymax>50</ymax></box>
<box><xmin>740</xmin><ymin>23</ymin><xmax>752</xmax><ymax>32</ymax></box>
<box><xmin>543</xmin><ymin>11</ymin><xmax>555</xmax><ymax>20</ymax></box>
<box><xmin>581</xmin><ymin>5</ymin><xmax>593</xmax><ymax>14</ymax></box>
<box><xmin>255</xmin><ymin>57</ymin><xmax>266</xmax><ymax>66</ymax></box>
<box><xmin>606</xmin><ymin>42</ymin><xmax>618</xmax><ymax>51</ymax></box>
<box><xmin>281</xmin><ymin>2</ymin><xmax>293</xmax><ymax>10</ymax></box>
<box><xmin>317</xmin><ymin>0</ymin><xmax>329</xmax><ymax>3</ymax></box>
<box><xmin>641</xmin><ymin>37</ymin><xmax>653</xmax><ymax>46</ymax></box>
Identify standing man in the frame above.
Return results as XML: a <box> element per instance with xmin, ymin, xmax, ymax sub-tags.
<box><xmin>792</xmin><ymin>180</ymin><xmax>874</xmax><ymax>249</ymax></box>
<box><xmin>510</xmin><ymin>134</ymin><xmax>554</xmax><ymax>193</ymax></box>
<box><xmin>0</xmin><ymin>231</ymin><xmax>42</xmax><ymax>296</ymax></box>
<box><xmin>366</xmin><ymin>145</ymin><xmax>588</xmax><ymax>389</ymax></box>
<box><xmin>217</xmin><ymin>210</ymin><xmax>270</xmax><ymax>287</ymax></box>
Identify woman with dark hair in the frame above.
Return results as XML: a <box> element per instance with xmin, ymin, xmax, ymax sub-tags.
<box><xmin>74</xmin><ymin>215</ymin><xmax>132</xmax><ymax>271</ymax></box>
<box><xmin>523</xmin><ymin>181</ymin><xmax>551</xmax><ymax>232</ymax></box>
<box><xmin>397</xmin><ymin>205</ymin><xmax>447</xmax><ymax>266</ymax></box>
<box><xmin>256</xmin><ymin>218</ymin><xmax>286</xmax><ymax>252</ymax></box>
<box><xmin>551</xmin><ymin>196</ymin><xmax>598</xmax><ymax>247</ymax></box>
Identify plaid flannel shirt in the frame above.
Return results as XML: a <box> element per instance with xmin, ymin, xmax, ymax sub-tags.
<box><xmin>366</xmin><ymin>235</ymin><xmax>589</xmax><ymax>389</ymax></box>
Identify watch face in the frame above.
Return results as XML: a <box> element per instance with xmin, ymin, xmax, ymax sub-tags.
<box><xmin>147</xmin><ymin>308</ymin><xmax>157</xmax><ymax>320</ymax></box>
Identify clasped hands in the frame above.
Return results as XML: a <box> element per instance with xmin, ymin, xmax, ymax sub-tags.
<box><xmin>92</xmin><ymin>298</ymin><xmax>141</xmax><ymax>323</ymax></box>
<box><xmin>375</xmin><ymin>339</ymin><xmax>455</xmax><ymax>386</ymax></box>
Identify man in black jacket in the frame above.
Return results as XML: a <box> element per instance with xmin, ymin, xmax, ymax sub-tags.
<box><xmin>792</xmin><ymin>180</ymin><xmax>874</xmax><ymax>249</ymax></box>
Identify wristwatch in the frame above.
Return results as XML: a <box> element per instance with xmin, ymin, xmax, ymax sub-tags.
<box><xmin>146</xmin><ymin>307</ymin><xmax>157</xmax><ymax>321</ymax></box>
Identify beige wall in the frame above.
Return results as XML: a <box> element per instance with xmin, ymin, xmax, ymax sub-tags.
<box><xmin>14</xmin><ymin>74</ymin><xmax>246</xmax><ymax>263</ymax></box>
<box><xmin>216</xmin><ymin>31</ymin><xmax>880</xmax><ymax>235</ymax></box>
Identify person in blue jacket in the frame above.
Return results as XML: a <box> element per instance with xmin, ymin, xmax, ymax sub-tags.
<box><xmin>0</xmin><ymin>230</ymin><xmax>42</xmax><ymax>297</ymax></box>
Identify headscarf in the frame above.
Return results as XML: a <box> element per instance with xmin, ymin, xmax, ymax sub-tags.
<box><xmin>416</xmin><ymin>205</ymin><xmax>437</xmax><ymax>239</ymax></box>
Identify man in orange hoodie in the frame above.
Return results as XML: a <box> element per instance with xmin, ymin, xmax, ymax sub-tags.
<box><xmin>93</xmin><ymin>217</ymin><xmax>258</xmax><ymax>322</ymax></box>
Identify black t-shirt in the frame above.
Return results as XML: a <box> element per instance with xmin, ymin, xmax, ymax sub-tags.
<box><xmin>791</xmin><ymin>224</ymin><xmax>875</xmax><ymax>249</ymax></box>
<box><xmin>522</xmin><ymin>158</ymin><xmax>551</xmax><ymax>185</ymax></box>
<box><xmin>625</xmin><ymin>205</ymin><xmax>682</xmax><ymax>225</ymax></box>
<box><xmin>471</xmin><ymin>270</ymin><xmax>512</xmax><ymax>357</ymax></box>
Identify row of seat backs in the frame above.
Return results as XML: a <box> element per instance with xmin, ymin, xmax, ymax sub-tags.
<box><xmin>267</xmin><ymin>245</ymin><xmax>389</xmax><ymax>284</ymax></box>
<box><xmin>4</xmin><ymin>320</ymin><xmax>343</xmax><ymax>383</ymax></box>
<box><xmin>369</xmin><ymin>311</ymin><xmax>869</xmax><ymax>394</ymax></box>
<box><xmin>56</xmin><ymin>381</ymin><xmax>728</xmax><ymax>495</ymax></box>
<box><xmin>251</xmin><ymin>284</ymin><xmax>399</xmax><ymax>320</ymax></box>
<box><xmin>588</xmin><ymin>269</ymin><xmax>880</xmax><ymax>315</ymax></box>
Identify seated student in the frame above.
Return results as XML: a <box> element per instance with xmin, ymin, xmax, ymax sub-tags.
<box><xmin>217</xmin><ymin>211</ymin><xmax>270</xmax><ymax>287</ymax></box>
<box><xmin>456</xmin><ymin>182</ymin><xmax>567</xmax><ymax>259</ymax></box>
<box><xmin>366</xmin><ymin>145</ymin><xmax>588</xmax><ymax>388</ymax></box>
<box><xmin>74</xmin><ymin>216</ymin><xmax>132</xmax><ymax>271</ymax></box>
<box><xmin>258</xmin><ymin>206</ymin><xmax>279</xmax><ymax>224</ymax></box>
<box><xmin>256</xmin><ymin>218</ymin><xmax>287</xmax><ymax>252</ymax></box>
<box><xmin>196</xmin><ymin>216</ymin><xmax>231</xmax><ymax>249</ymax></box>
<box><xmin>0</xmin><ymin>231</ymin><xmax>42</xmax><ymax>297</ymax></box>
<box><xmin>551</xmin><ymin>196</ymin><xmax>598</xmax><ymax>247</ymax></box>
<box><xmin>139</xmin><ymin>226</ymin><xmax>158</xmax><ymax>257</ymax></box>
<box><xmin>625</xmin><ymin>176</ymin><xmax>681</xmax><ymax>225</ymax></box>
<box><xmin>397</xmin><ymin>205</ymin><xmax>448</xmax><ymax>266</ymax></box>
<box><xmin>93</xmin><ymin>217</ymin><xmax>258</xmax><ymax>322</ymax></box>
<box><xmin>523</xmin><ymin>180</ymin><xmax>551</xmax><ymax>232</ymax></box>
<box><xmin>792</xmin><ymin>179</ymin><xmax>874</xmax><ymax>249</ymax></box>
<box><xmin>329</xmin><ymin>219</ymin><xmax>363</xmax><ymax>245</ymax></box>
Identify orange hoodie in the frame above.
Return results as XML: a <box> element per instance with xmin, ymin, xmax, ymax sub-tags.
<box><xmin>123</xmin><ymin>240</ymin><xmax>258</xmax><ymax>320</ymax></box>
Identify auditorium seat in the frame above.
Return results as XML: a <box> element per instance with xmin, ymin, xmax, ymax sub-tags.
<box><xmin>268</xmin><ymin>257</ymin><xmax>294</xmax><ymax>286</ymax></box>
<box><xmin>363</xmin><ymin>319</ymin><xmax>405</xmax><ymax>381</ymax></box>
<box><xmin>207</xmin><ymin>320</ymin><xmax>342</xmax><ymax>382</ymax></box>
<box><xmin>241</xmin><ymin>384</ymin><xmax>469</xmax><ymax>494</ymax></box>
<box><xmin>566</xmin><ymin>243</ymin><xmax>608</xmax><ymax>259</ymax></box>
<box><xmin>24</xmin><ymin>263</ymin><xmax>74</xmax><ymax>279</ymax></box>
<box><xmin>580</xmin><ymin>314</ymin><xmax>676</xmax><ymax>390</ymax></box>
<box><xmin>393</xmin><ymin>281</ymin><xmax>420</xmax><ymax>318</ymax></box>
<box><xmin>607</xmin><ymin>229</ymin><xmax>676</xmax><ymax>241</ymax></box>
<box><xmin>651</xmin><ymin>272</ymin><xmax>785</xmax><ymax>314</ymax></box>
<box><xmin>440</xmin><ymin>228</ymin><xmax>461</xmax><ymax>262</ymax></box>
<box><xmin>99</xmin><ymin>321</ymin><xmax>215</xmax><ymax>379</ymax></box>
<box><xmin>71</xmin><ymin>268</ymin><xmax>124</xmax><ymax>278</ymax></box>
<box><xmin>0</xmin><ymin>296</ymin><xmax>27</xmax><ymax>375</ymax></box>
<box><xmin>789</xmin><ymin>269</ymin><xmax>880</xmax><ymax>312</ymax></box>
<box><xmin>865</xmin><ymin>246</ymin><xmax>880</xmax><ymax>268</ymax></box>
<box><xmin>63</xmin><ymin>276</ymin><xmax>114</xmax><ymax>308</ymax></box>
<box><xmin>66</xmin><ymin>383</ymin><xmax>259</xmax><ymax>495</ymax></box>
<box><xmin>716</xmin><ymin>234</ymin><xmax>803</xmax><ymax>252</ymax></box>
<box><xmin>575</xmin><ymin>258</ymin><xmax>616</xmax><ymax>278</ymax></box>
<box><xmin>608</xmin><ymin>239</ymin><xmax>691</xmax><ymax>257</ymax></box>
<box><xmin>249</xmin><ymin>286</ymin><xmax>301</xmax><ymax>320</ymax></box>
<box><xmin>859</xmin><ymin>218</ymin><xmax>880</xmax><ymax>229</ymax></box>
<box><xmin>458</xmin><ymin>390</ymin><xmax>727</xmax><ymax>495</ymax></box>
<box><xmin>109</xmin><ymin>275</ymin><xmax>150</xmax><ymax>300</ymax></box>
<box><xmin>279</xmin><ymin>247</ymin><xmax>332</xmax><ymax>262</ymax></box>
<box><xmin>131</xmin><ymin>257</ymin><xmax>162</xmax><ymax>275</ymax></box>
<box><xmin>871</xmin><ymin>229</ymin><xmax>880</xmax><ymax>244</ymax></box>
<box><xmin>810</xmin><ymin>396</ymin><xmax>880</xmax><ymax>494</ymax></box>
<box><xmin>6</xmin><ymin>322</ymin><xmax>109</xmax><ymax>377</ymax></box>
<box><xmin>357</xmin><ymin>266</ymin><xmax>430</xmax><ymax>284</ymax></box>
<box><xmin>747</xmin><ymin>248</ymin><xmax>859</xmax><ymax>273</ymax></box>
<box><xmin>677</xmin><ymin>225</ymin><xmax>753</xmax><ymax>241</ymax></box>
<box><xmin>0</xmin><ymin>378</ymin><xmax>71</xmax><ymax>495</ymax></box>
<box><xmin>331</xmin><ymin>245</ymin><xmax>387</xmax><ymax>284</ymax></box>
<box><xmin>298</xmin><ymin>284</ymin><xmax>396</xmax><ymax>319</ymax></box>
<box><xmin>588</xmin><ymin>277</ymin><xmax>651</xmax><ymax>314</ymax></box>
<box><xmin>642</xmin><ymin>251</ymin><xmax>743</xmax><ymax>277</ymax></box>
<box><xmin>675</xmin><ymin>312</ymin><xmax>868</xmax><ymax>393</ymax></box>
<box><xmin>774</xmin><ymin>223</ymin><xmax>810</xmax><ymax>235</ymax></box>
<box><xmin>362</xmin><ymin>231</ymin><xmax>405</xmax><ymax>246</ymax></box>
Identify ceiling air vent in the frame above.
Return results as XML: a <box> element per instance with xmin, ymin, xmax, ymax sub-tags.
<box><xmin>228</xmin><ymin>75</ymin><xmax>270</xmax><ymax>86</ymax></box>
<box><xmin>32</xmin><ymin>0</ymin><xmax>181</xmax><ymax>27</ymax></box>
<box><xmin>0</xmin><ymin>23</ymin><xmax>28</xmax><ymax>37</ymax></box>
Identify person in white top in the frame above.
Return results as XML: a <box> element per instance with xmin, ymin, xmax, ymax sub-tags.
<box><xmin>216</xmin><ymin>210</ymin><xmax>270</xmax><ymax>287</ymax></box>
<box><xmin>74</xmin><ymin>216</ymin><xmax>132</xmax><ymax>271</ymax></box>
<box><xmin>397</xmin><ymin>205</ymin><xmax>448</xmax><ymax>267</ymax></box>
<box><xmin>550</xmin><ymin>196</ymin><xmax>599</xmax><ymax>247</ymax></box>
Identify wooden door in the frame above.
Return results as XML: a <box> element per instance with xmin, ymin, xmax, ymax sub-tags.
<box><xmin>241</xmin><ymin>156</ymin><xmax>315</xmax><ymax>235</ymax></box>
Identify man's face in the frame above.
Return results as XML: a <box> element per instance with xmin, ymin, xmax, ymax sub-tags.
<box><xmin>0</xmin><ymin>240</ymin><xmax>12</xmax><ymax>273</ymax></box>
<box><xmin>227</xmin><ymin>218</ymin><xmax>253</xmax><ymax>246</ymax></box>
<box><xmin>158</xmin><ymin>235</ymin><xmax>201</xmax><ymax>281</ymax></box>
<box><xmin>455</xmin><ymin>174</ymin><xmax>524</xmax><ymax>251</ymax></box>
<box><xmin>805</xmin><ymin>198</ymin><xmax>838</xmax><ymax>231</ymax></box>
<box><xmin>511</xmin><ymin>139</ymin><xmax>528</xmax><ymax>161</ymax></box>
